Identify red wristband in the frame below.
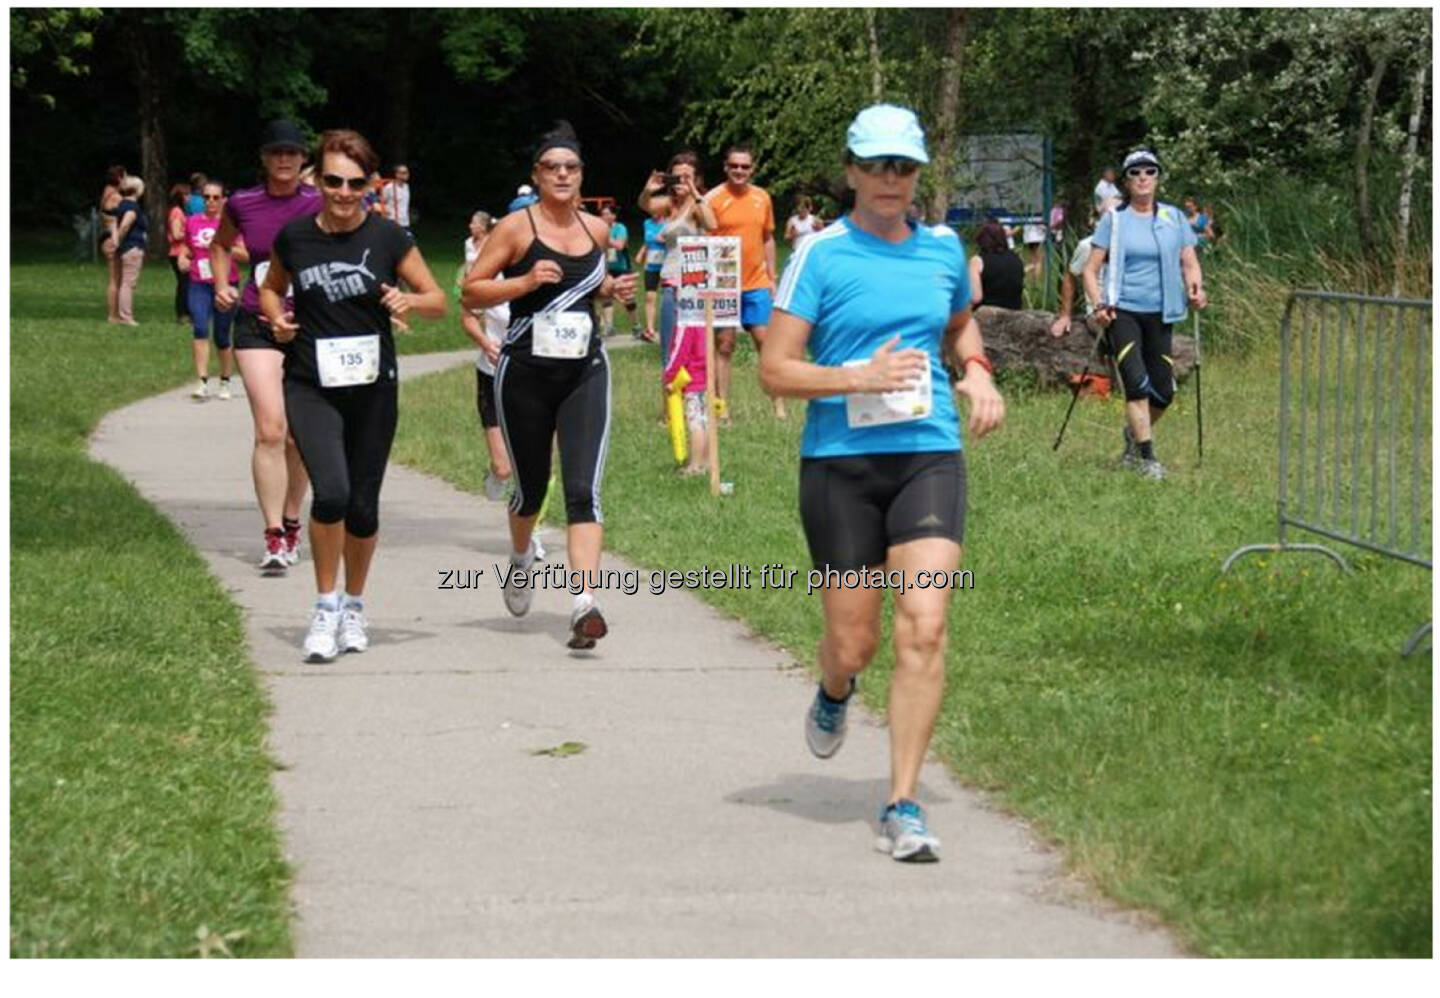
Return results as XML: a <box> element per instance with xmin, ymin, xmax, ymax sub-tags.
<box><xmin>963</xmin><ymin>354</ymin><xmax>994</xmax><ymax>375</ymax></box>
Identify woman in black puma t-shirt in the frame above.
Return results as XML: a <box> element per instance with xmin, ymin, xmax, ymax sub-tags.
<box><xmin>261</xmin><ymin>128</ymin><xmax>445</xmax><ymax>664</ymax></box>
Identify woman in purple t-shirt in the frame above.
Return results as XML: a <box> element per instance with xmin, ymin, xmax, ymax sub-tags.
<box><xmin>210</xmin><ymin>120</ymin><xmax>323</xmax><ymax>572</ymax></box>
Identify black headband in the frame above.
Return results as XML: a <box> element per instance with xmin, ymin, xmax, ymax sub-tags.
<box><xmin>535</xmin><ymin>138</ymin><xmax>582</xmax><ymax>162</ymax></box>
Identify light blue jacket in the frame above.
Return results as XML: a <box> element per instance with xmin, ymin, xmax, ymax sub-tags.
<box><xmin>1097</xmin><ymin>201</ymin><xmax>1196</xmax><ymax>324</ymax></box>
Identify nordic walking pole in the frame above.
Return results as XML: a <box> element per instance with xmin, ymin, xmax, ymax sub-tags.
<box><xmin>1193</xmin><ymin>309</ymin><xmax>1203</xmax><ymax>465</ymax></box>
<box><xmin>1053</xmin><ymin>326</ymin><xmax>1100</xmax><ymax>451</ymax></box>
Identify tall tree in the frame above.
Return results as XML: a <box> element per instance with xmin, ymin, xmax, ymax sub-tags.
<box><xmin>115</xmin><ymin>12</ymin><xmax>173</xmax><ymax>258</ymax></box>
<box><xmin>1393</xmin><ymin>45</ymin><xmax>1430</xmax><ymax>295</ymax></box>
<box><xmin>1354</xmin><ymin>37</ymin><xmax>1395</xmax><ymax>262</ymax></box>
<box><xmin>926</xmin><ymin>9</ymin><xmax>969</xmax><ymax>222</ymax></box>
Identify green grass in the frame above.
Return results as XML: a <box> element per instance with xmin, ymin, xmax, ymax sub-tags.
<box><xmin>393</xmin><ymin>328</ymin><xmax>1432</xmax><ymax>956</ymax></box>
<box><xmin>8</xmin><ymin>232</ymin><xmax>467</xmax><ymax>957</ymax></box>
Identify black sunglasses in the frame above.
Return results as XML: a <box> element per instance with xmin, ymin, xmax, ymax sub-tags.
<box><xmin>322</xmin><ymin>174</ymin><xmax>370</xmax><ymax>191</ymax></box>
<box><xmin>1126</xmin><ymin>166</ymin><xmax>1159</xmax><ymax>178</ymax></box>
<box><xmin>853</xmin><ymin>156</ymin><xmax>921</xmax><ymax>177</ymax></box>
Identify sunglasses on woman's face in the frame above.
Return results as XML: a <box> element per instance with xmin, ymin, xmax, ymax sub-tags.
<box><xmin>536</xmin><ymin>159</ymin><xmax>583</xmax><ymax>176</ymax></box>
<box><xmin>853</xmin><ymin>156</ymin><xmax>921</xmax><ymax>177</ymax></box>
<box><xmin>322</xmin><ymin>174</ymin><xmax>370</xmax><ymax>191</ymax></box>
<box><xmin>1126</xmin><ymin>167</ymin><xmax>1159</xmax><ymax>178</ymax></box>
<box><xmin>203</xmin><ymin>194</ymin><xmax>223</xmax><ymax>201</ymax></box>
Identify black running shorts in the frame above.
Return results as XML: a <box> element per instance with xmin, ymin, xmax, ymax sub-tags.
<box><xmin>232</xmin><ymin>308</ymin><xmax>285</xmax><ymax>352</ymax></box>
<box><xmin>799</xmin><ymin>451</ymin><xmax>966</xmax><ymax>570</ymax></box>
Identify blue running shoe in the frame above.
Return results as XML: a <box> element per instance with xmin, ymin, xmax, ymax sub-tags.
<box><xmin>804</xmin><ymin>677</ymin><xmax>854</xmax><ymax>759</ymax></box>
<box><xmin>876</xmin><ymin>799</ymin><xmax>940</xmax><ymax>862</ymax></box>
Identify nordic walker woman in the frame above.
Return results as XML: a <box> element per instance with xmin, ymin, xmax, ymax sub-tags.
<box><xmin>261</xmin><ymin>128</ymin><xmax>446</xmax><ymax>662</ymax></box>
<box><xmin>211</xmin><ymin>120</ymin><xmax>322</xmax><ymax>570</ymax></box>
<box><xmin>1083</xmin><ymin>147</ymin><xmax>1207</xmax><ymax>480</ymax></box>
<box><xmin>761</xmin><ymin>104</ymin><xmax>1005</xmax><ymax>862</ymax></box>
<box><xmin>463</xmin><ymin>121</ymin><xmax>637</xmax><ymax>650</ymax></box>
<box><xmin>180</xmin><ymin>180</ymin><xmax>246</xmax><ymax>399</ymax></box>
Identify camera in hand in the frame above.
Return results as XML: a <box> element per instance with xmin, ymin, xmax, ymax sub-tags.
<box><xmin>664</xmin><ymin>174</ymin><xmax>683</xmax><ymax>194</ymax></box>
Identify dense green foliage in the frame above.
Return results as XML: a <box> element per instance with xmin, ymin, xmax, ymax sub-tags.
<box><xmin>13</xmin><ymin>8</ymin><xmax>1430</xmax><ymax>277</ymax></box>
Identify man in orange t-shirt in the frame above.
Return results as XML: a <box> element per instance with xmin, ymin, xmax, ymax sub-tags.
<box><xmin>704</xmin><ymin>143</ymin><xmax>784</xmax><ymax>420</ymax></box>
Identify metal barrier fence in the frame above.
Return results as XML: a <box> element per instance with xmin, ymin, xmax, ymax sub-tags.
<box><xmin>1222</xmin><ymin>290</ymin><xmax>1432</xmax><ymax>654</ymax></box>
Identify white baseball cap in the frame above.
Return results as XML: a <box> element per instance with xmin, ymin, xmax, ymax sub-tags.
<box><xmin>846</xmin><ymin>104</ymin><xmax>929</xmax><ymax>164</ymax></box>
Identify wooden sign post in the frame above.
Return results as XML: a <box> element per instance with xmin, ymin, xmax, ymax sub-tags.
<box><xmin>702</xmin><ymin>294</ymin><xmax>722</xmax><ymax>496</ymax></box>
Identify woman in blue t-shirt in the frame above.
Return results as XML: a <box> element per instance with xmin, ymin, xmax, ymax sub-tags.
<box><xmin>762</xmin><ymin>104</ymin><xmax>1004</xmax><ymax>864</ymax></box>
<box><xmin>1084</xmin><ymin>148</ymin><xmax>1208</xmax><ymax>480</ymax></box>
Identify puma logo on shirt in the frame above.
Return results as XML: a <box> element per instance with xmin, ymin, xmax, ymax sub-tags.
<box><xmin>296</xmin><ymin>248</ymin><xmax>377</xmax><ymax>303</ymax></box>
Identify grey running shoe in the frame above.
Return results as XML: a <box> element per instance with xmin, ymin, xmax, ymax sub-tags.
<box><xmin>502</xmin><ymin>542</ymin><xmax>536</xmax><ymax>617</ymax></box>
<box><xmin>483</xmin><ymin>470</ymin><xmax>509</xmax><ymax>502</ymax></box>
<box><xmin>338</xmin><ymin>605</ymin><xmax>369</xmax><ymax>653</ymax></box>
<box><xmin>875</xmin><ymin>798</ymin><xmax>941</xmax><ymax>863</ymax></box>
<box><xmin>1119</xmin><ymin>425</ymin><xmax>1139</xmax><ymax>469</ymax></box>
<box><xmin>1137</xmin><ymin>457</ymin><xmax>1167</xmax><ymax>481</ymax></box>
<box><xmin>303</xmin><ymin>605</ymin><xmax>341</xmax><ymax>663</ymax></box>
<box><xmin>805</xmin><ymin>678</ymin><xmax>854</xmax><ymax>759</ymax></box>
<box><xmin>567</xmin><ymin>599</ymin><xmax>608</xmax><ymax>650</ymax></box>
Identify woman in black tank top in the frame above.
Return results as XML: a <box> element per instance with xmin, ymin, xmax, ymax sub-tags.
<box><xmin>969</xmin><ymin>219</ymin><xmax>1024</xmax><ymax>310</ymax></box>
<box><xmin>462</xmin><ymin>121</ymin><xmax>637</xmax><ymax>651</ymax></box>
<box><xmin>503</xmin><ymin>205</ymin><xmax>606</xmax><ymax>359</ymax></box>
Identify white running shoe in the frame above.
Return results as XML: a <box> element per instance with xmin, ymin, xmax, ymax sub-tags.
<box><xmin>338</xmin><ymin>606</ymin><xmax>369</xmax><ymax>653</ymax></box>
<box><xmin>567</xmin><ymin>595</ymin><xmax>608</xmax><ymax>650</ymax></box>
<box><xmin>217</xmin><ymin>379</ymin><xmax>233</xmax><ymax>400</ymax></box>
<box><xmin>533</xmin><ymin>533</ymin><xmax>547</xmax><ymax>562</ymax></box>
<box><xmin>191</xmin><ymin>380</ymin><xmax>210</xmax><ymax>400</ymax></box>
<box><xmin>303</xmin><ymin>605</ymin><xmax>341</xmax><ymax>662</ymax></box>
<box><xmin>259</xmin><ymin>531</ymin><xmax>288</xmax><ymax>572</ymax></box>
<box><xmin>282</xmin><ymin>523</ymin><xmax>302</xmax><ymax>566</ymax></box>
<box><xmin>502</xmin><ymin>542</ymin><xmax>537</xmax><ymax>617</ymax></box>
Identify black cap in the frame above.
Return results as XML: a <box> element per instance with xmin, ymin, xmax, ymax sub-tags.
<box><xmin>260</xmin><ymin>120</ymin><xmax>307</xmax><ymax>153</ymax></box>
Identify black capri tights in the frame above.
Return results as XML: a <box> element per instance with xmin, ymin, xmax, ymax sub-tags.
<box><xmin>284</xmin><ymin>378</ymin><xmax>398</xmax><ymax>538</ymax></box>
<box><xmin>1108</xmin><ymin>309</ymin><xmax>1175</xmax><ymax>408</ymax></box>
<box><xmin>494</xmin><ymin>351</ymin><xmax>611</xmax><ymax>523</ymax></box>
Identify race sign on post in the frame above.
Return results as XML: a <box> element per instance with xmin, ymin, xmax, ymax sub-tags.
<box><xmin>676</xmin><ymin>236</ymin><xmax>741</xmax><ymax>329</ymax></box>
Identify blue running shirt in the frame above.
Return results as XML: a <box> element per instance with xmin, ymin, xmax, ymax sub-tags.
<box><xmin>775</xmin><ymin>215</ymin><xmax>972</xmax><ymax>457</ymax></box>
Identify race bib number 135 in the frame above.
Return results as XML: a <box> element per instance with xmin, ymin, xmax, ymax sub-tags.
<box><xmin>316</xmin><ymin>334</ymin><xmax>381</xmax><ymax>388</ymax></box>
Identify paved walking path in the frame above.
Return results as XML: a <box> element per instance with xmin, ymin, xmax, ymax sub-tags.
<box><xmin>90</xmin><ymin>349</ymin><xmax>1183</xmax><ymax>957</ymax></box>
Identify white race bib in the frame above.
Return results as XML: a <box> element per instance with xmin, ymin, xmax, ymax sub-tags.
<box><xmin>843</xmin><ymin>358</ymin><xmax>932</xmax><ymax>429</ymax></box>
<box><xmin>195</xmin><ymin>257</ymin><xmax>213</xmax><ymax>281</ymax></box>
<box><xmin>532</xmin><ymin>311</ymin><xmax>592</xmax><ymax>359</ymax></box>
<box><xmin>316</xmin><ymin>334</ymin><xmax>381</xmax><ymax>388</ymax></box>
<box><xmin>253</xmin><ymin>259</ymin><xmax>293</xmax><ymax>298</ymax></box>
